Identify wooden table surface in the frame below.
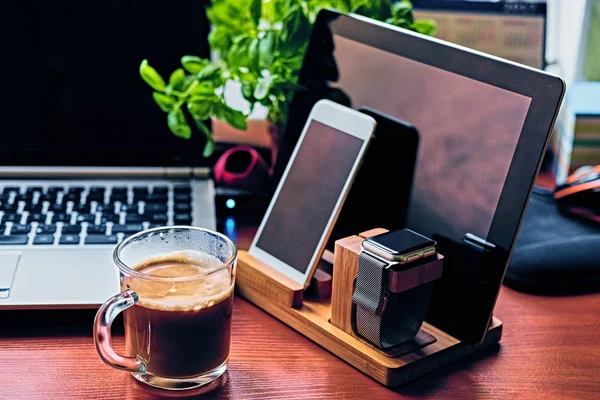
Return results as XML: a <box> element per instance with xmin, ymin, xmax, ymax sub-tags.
<box><xmin>1</xmin><ymin>216</ymin><xmax>599</xmax><ymax>399</ymax></box>
<box><xmin>0</xmin><ymin>285</ymin><xmax>598</xmax><ymax>399</ymax></box>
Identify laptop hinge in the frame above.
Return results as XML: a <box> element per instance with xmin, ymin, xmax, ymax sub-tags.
<box><xmin>0</xmin><ymin>166</ymin><xmax>211</xmax><ymax>179</ymax></box>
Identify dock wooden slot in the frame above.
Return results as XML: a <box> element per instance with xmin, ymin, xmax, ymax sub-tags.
<box><xmin>235</xmin><ymin>228</ymin><xmax>502</xmax><ymax>387</ymax></box>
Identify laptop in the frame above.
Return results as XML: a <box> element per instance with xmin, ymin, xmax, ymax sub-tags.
<box><xmin>0</xmin><ymin>1</ymin><xmax>215</xmax><ymax>309</ymax></box>
<box><xmin>278</xmin><ymin>10</ymin><xmax>564</xmax><ymax>343</ymax></box>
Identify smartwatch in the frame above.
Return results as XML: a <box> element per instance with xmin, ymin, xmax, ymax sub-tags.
<box><xmin>352</xmin><ymin>229</ymin><xmax>437</xmax><ymax>350</ymax></box>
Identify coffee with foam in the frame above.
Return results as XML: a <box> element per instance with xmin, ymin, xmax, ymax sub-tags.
<box><xmin>126</xmin><ymin>251</ymin><xmax>233</xmax><ymax>311</ymax></box>
<box><xmin>122</xmin><ymin>251</ymin><xmax>234</xmax><ymax>378</ymax></box>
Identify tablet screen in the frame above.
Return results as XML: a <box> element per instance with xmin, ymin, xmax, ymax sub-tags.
<box><xmin>255</xmin><ymin>120</ymin><xmax>364</xmax><ymax>274</ymax></box>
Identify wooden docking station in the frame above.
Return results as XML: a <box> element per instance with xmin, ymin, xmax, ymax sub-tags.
<box><xmin>236</xmin><ymin>228</ymin><xmax>503</xmax><ymax>387</ymax></box>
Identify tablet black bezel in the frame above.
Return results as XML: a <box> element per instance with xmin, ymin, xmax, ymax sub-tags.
<box><xmin>289</xmin><ymin>10</ymin><xmax>565</xmax><ymax>343</ymax></box>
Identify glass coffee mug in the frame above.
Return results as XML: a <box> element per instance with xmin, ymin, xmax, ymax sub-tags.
<box><xmin>94</xmin><ymin>226</ymin><xmax>237</xmax><ymax>390</ymax></box>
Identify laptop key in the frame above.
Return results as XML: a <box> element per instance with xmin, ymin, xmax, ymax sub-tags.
<box><xmin>152</xmin><ymin>186</ymin><xmax>168</xmax><ymax>194</ymax></box>
<box><xmin>38</xmin><ymin>194</ymin><xmax>58</xmax><ymax>202</ymax></box>
<box><xmin>87</xmin><ymin>194</ymin><xmax>105</xmax><ymax>202</ymax></box>
<box><xmin>133</xmin><ymin>187</ymin><xmax>149</xmax><ymax>195</ymax></box>
<box><xmin>2</xmin><ymin>186</ymin><xmax>20</xmax><ymax>194</ymax></box>
<box><xmin>111</xmin><ymin>187</ymin><xmax>127</xmax><ymax>194</ymax></box>
<box><xmin>85</xmin><ymin>234</ymin><xmax>118</xmax><ymax>245</ymax></box>
<box><xmin>26</xmin><ymin>187</ymin><xmax>43</xmax><ymax>193</ymax></box>
<box><xmin>0</xmin><ymin>235</ymin><xmax>29</xmax><ymax>245</ymax></box>
<box><xmin>125</xmin><ymin>214</ymin><xmax>145</xmax><ymax>223</ymax></box>
<box><xmin>120</xmin><ymin>203</ymin><xmax>138</xmax><ymax>213</ymax></box>
<box><xmin>0</xmin><ymin>203</ymin><xmax>18</xmax><ymax>212</ymax></box>
<box><xmin>52</xmin><ymin>213</ymin><xmax>71</xmax><ymax>223</ymax></box>
<box><xmin>47</xmin><ymin>186</ymin><xmax>64</xmax><ymax>193</ymax></box>
<box><xmin>149</xmin><ymin>214</ymin><xmax>168</xmax><ymax>223</ymax></box>
<box><xmin>173</xmin><ymin>186</ymin><xmax>191</xmax><ymax>194</ymax></box>
<box><xmin>74</xmin><ymin>204</ymin><xmax>91</xmax><ymax>214</ymax></box>
<box><xmin>62</xmin><ymin>224</ymin><xmax>82</xmax><ymax>234</ymax></box>
<box><xmin>50</xmin><ymin>203</ymin><xmax>67</xmax><ymax>213</ymax></box>
<box><xmin>3</xmin><ymin>214</ymin><xmax>21</xmax><ymax>223</ymax></box>
<box><xmin>100</xmin><ymin>214</ymin><xmax>121</xmax><ymax>224</ymax></box>
<box><xmin>64</xmin><ymin>193</ymin><xmax>81</xmax><ymax>202</ymax></box>
<box><xmin>0</xmin><ymin>194</ymin><xmax>10</xmax><ymax>202</ymax></box>
<box><xmin>174</xmin><ymin>214</ymin><xmax>192</xmax><ymax>224</ymax></box>
<box><xmin>36</xmin><ymin>224</ymin><xmax>57</xmax><ymax>234</ymax></box>
<box><xmin>112</xmin><ymin>224</ymin><xmax>143</xmax><ymax>234</ymax></box>
<box><xmin>77</xmin><ymin>214</ymin><xmax>96</xmax><ymax>223</ymax></box>
<box><xmin>95</xmin><ymin>203</ymin><xmax>113</xmax><ymax>213</ymax></box>
<box><xmin>14</xmin><ymin>194</ymin><xmax>31</xmax><ymax>202</ymax></box>
<box><xmin>59</xmin><ymin>234</ymin><xmax>80</xmax><ymax>245</ymax></box>
<box><xmin>27</xmin><ymin>213</ymin><xmax>46</xmax><ymax>223</ymax></box>
<box><xmin>145</xmin><ymin>194</ymin><xmax>168</xmax><ymax>203</ymax></box>
<box><xmin>67</xmin><ymin>187</ymin><xmax>85</xmax><ymax>193</ymax></box>
<box><xmin>174</xmin><ymin>194</ymin><xmax>191</xmax><ymax>203</ymax></box>
<box><xmin>87</xmin><ymin>224</ymin><xmax>107</xmax><ymax>234</ymax></box>
<box><xmin>11</xmin><ymin>224</ymin><xmax>31</xmax><ymax>234</ymax></box>
<box><xmin>24</xmin><ymin>203</ymin><xmax>43</xmax><ymax>213</ymax></box>
<box><xmin>144</xmin><ymin>204</ymin><xmax>168</xmax><ymax>213</ymax></box>
<box><xmin>110</xmin><ymin>193</ymin><xmax>127</xmax><ymax>203</ymax></box>
<box><xmin>33</xmin><ymin>234</ymin><xmax>55</xmax><ymax>245</ymax></box>
<box><xmin>174</xmin><ymin>203</ymin><xmax>191</xmax><ymax>212</ymax></box>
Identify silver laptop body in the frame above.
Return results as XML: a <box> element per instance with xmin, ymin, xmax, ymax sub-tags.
<box><xmin>0</xmin><ymin>167</ymin><xmax>215</xmax><ymax>310</ymax></box>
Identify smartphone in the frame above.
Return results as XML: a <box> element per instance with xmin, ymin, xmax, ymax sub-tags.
<box><xmin>249</xmin><ymin>100</ymin><xmax>376</xmax><ymax>287</ymax></box>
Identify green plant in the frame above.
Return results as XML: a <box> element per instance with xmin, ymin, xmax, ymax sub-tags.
<box><xmin>139</xmin><ymin>0</ymin><xmax>436</xmax><ymax>156</ymax></box>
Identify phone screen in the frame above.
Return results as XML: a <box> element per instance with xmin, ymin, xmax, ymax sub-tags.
<box><xmin>255</xmin><ymin>120</ymin><xmax>365</xmax><ymax>274</ymax></box>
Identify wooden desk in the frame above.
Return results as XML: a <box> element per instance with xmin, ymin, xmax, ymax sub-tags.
<box><xmin>0</xmin><ymin>286</ymin><xmax>598</xmax><ymax>399</ymax></box>
<box><xmin>1</xmin><ymin>219</ymin><xmax>599</xmax><ymax>398</ymax></box>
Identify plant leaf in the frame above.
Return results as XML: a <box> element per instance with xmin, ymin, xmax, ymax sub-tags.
<box><xmin>181</xmin><ymin>56</ymin><xmax>208</xmax><ymax>74</ymax></box>
<box><xmin>214</xmin><ymin>101</ymin><xmax>247</xmax><ymax>131</ymax></box>
<box><xmin>224</xmin><ymin>106</ymin><xmax>248</xmax><ymax>130</ymax></box>
<box><xmin>168</xmin><ymin>68</ymin><xmax>187</xmax><ymax>92</ymax></box>
<box><xmin>152</xmin><ymin>92</ymin><xmax>177</xmax><ymax>112</ymax></box>
<box><xmin>248</xmin><ymin>38</ymin><xmax>260</xmax><ymax>70</ymax></box>
<box><xmin>196</xmin><ymin>64</ymin><xmax>222</xmax><ymax>82</ymax></box>
<box><xmin>190</xmin><ymin>84</ymin><xmax>216</xmax><ymax>96</ymax></box>
<box><xmin>411</xmin><ymin>20</ymin><xmax>437</xmax><ymax>36</ymax></box>
<box><xmin>241</xmin><ymin>81</ymin><xmax>256</xmax><ymax>102</ymax></box>
<box><xmin>187</xmin><ymin>98</ymin><xmax>215</xmax><ymax>121</ymax></box>
<box><xmin>254</xmin><ymin>72</ymin><xmax>274</xmax><ymax>100</ymax></box>
<box><xmin>258</xmin><ymin>31</ymin><xmax>275</xmax><ymax>68</ymax></box>
<box><xmin>139</xmin><ymin>59</ymin><xmax>166</xmax><ymax>92</ymax></box>
<box><xmin>192</xmin><ymin>119</ymin><xmax>215</xmax><ymax>157</ymax></box>
<box><xmin>167</xmin><ymin>107</ymin><xmax>192</xmax><ymax>139</ymax></box>
<box><xmin>250</xmin><ymin>0</ymin><xmax>262</xmax><ymax>24</ymax></box>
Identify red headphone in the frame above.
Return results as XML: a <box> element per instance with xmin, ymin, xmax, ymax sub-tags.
<box><xmin>213</xmin><ymin>146</ymin><xmax>271</xmax><ymax>192</ymax></box>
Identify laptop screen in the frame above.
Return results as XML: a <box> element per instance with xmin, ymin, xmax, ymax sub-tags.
<box><xmin>0</xmin><ymin>1</ymin><xmax>210</xmax><ymax>167</ymax></box>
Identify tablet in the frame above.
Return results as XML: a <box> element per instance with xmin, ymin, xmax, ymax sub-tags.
<box><xmin>277</xmin><ymin>10</ymin><xmax>565</xmax><ymax>343</ymax></box>
<box><xmin>249</xmin><ymin>100</ymin><xmax>376</xmax><ymax>287</ymax></box>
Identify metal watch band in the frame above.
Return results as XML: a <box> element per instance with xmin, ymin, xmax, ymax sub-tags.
<box><xmin>353</xmin><ymin>250</ymin><xmax>433</xmax><ymax>350</ymax></box>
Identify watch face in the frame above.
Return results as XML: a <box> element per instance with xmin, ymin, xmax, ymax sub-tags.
<box><xmin>367</xmin><ymin>229</ymin><xmax>436</xmax><ymax>256</ymax></box>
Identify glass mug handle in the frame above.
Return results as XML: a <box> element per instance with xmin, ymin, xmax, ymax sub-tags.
<box><xmin>93</xmin><ymin>289</ymin><xmax>147</xmax><ymax>373</ymax></box>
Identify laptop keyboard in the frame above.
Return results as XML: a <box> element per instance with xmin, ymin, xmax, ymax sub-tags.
<box><xmin>0</xmin><ymin>184</ymin><xmax>193</xmax><ymax>246</ymax></box>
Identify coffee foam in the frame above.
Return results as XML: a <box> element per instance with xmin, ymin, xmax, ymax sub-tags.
<box><xmin>124</xmin><ymin>251</ymin><xmax>234</xmax><ymax>311</ymax></box>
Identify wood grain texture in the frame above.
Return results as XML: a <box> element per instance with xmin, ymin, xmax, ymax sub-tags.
<box><xmin>234</xmin><ymin>250</ymin><xmax>500</xmax><ymax>386</ymax></box>
<box><xmin>331</xmin><ymin>232</ymin><xmax>443</xmax><ymax>334</ymax></box>
<box><xmin>1</xmin><ymin>288</ymin><xmax>599</xmax><ymax>399</ymax></box>
<box><xmin>330</xmin><ymin>228</ymin><xmax>387</xmax><ymax>333</ymax></box>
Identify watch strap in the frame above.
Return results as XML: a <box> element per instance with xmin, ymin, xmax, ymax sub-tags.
<box><xmin>352</xmin><ymin>251</ymin><xmax>389</xmax><ymax>348</ymax></box>
<box><xmin>353</xmin><ymin>249</ymin><xmax>433</xmax><ymax>350</ymax></box>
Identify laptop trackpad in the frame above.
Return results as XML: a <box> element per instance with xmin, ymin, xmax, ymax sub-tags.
<box><xmin>0</xmin><ymin>252</ymin><xmax>21</xmax><ymax>298</ymax></box>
